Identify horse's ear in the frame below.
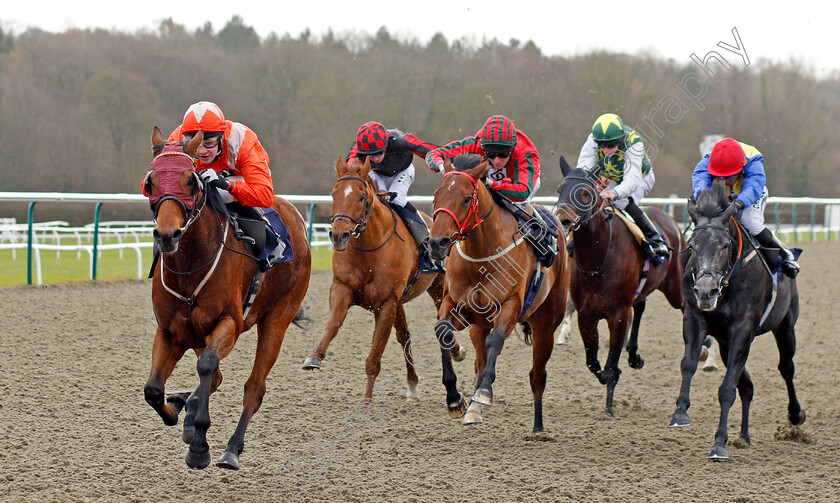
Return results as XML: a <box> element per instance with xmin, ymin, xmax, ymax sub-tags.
<box><xmin>184</xmin><ymin>130</ymin><xmax>204</xmax><ymax>158</ymax></box>
<box><xmin>559</xmin><ymin>155</ymin><xmax>572</xmax><ymax>177</ymax></box>
<box><xmin>442</xmin><ymin>159</ymin><xmax>453</xmax><ymax>174</ymax></box>
<box><xmin>687</xmin><ymin>197</ymin><xmax>699</xmax><ymax>223</ymax></box>
<box><xmin>335</xmin><ymin>156</ymin><xmax>346</xmax><ymax>177</ymax></box>
<box><xmin>151</xmin><ymin>126</ymin><xmax>164</xmax><ymax>157</ymax></box>
<box><xmin>469</xmin><ymin>160</ymin><xmax>490</xmax><ymax>180</ymax></box>
<box><xmin>359</xmin><ymin>157</ymin><xmax>371</xmax><ymax>178</ymax></box>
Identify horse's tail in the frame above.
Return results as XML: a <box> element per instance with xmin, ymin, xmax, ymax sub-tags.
<box><xmin>292</xmin><ymin>306</ymin><xmax>313</xmax><ymax>330</ymax></box>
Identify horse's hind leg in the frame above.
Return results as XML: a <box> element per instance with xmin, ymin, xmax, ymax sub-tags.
<box><xmin>303</xmin><ymin>281</ymin><xmax>353</xmax><ymax>370</ymax></box>
<box><xmin>626</xmin><ymin>301</ymin><xmax>645</xmax><ymax>369</ymax></box>
<box><xmin>144</xmin><ymin>327</ymin><xmax>188</xmax><ymax>426</ymax></box>
<box><xmin>602</xmin><ymin>308</ymin><xmax>631</xmax><ymax>418</ymax></box>
<box><xmin>217</xmin><ymin>305</ymin><xmax>296</xmax><ymax>470</ymax></box>
<box><xmin>555</xmin><ymin>299</ymin><xmax>576</xmax><ymax>345</ymax></box>
<box><xmin>527</xmin><ymin>316</ymin><xmax>556</xmax><ymax>434</ymax></box>
<box><xmin>393</xmin><ymin>303</ymin><xmax>419</xmax><ymax>401</ymax></box>
<box><xmin>774</xmin><ymin>321</ymin><xmax>805</xmax><ymax>426</ymax></box>
<box><xmin>736</xmin><ymin>368</ymin><xmax>754</xmax><ymax>446</ymax></box>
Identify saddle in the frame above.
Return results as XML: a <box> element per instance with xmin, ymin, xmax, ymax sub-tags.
<box><xmin>489</xmin><ymin>191</ymin><xmax>559</xmax><ymax>268</ymax></box>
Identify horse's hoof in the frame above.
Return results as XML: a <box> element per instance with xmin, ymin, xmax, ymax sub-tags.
<box><xmin>471</xmin><ymin>388</ymin><xmax>492</xmax><ymax>407</ymax></box>
<box><xmin>302</xmin><ymin>356</ymin><xmax>322</xmax><ymax>370</ymax></box>
<box><xmin>698</xmin><ymin>346</ymin><xmax>709</xmax><ymax>362</ymax></box>
<box><xmin>165</xmin><ymin>390</ymin><xmax>192</xmax><ymax>406</ymax></box>
<box><xmin>595</xmin><ymin>371</ymin><xmax>606</xmax><ymax>385</ymax></box>
<box><xmin>668</xmin><ymin>413</ymin><xmax>690</xmax><ymax>427</ymax></box>
<box><xmin>185</xmin><ymin>447</ymin><xmax>212</xmax><ymax>470</ymax></box>
<box><xmin>216</xmin><ymin>451</ymin><xmax>241</xmax><ymax>470</ymax></box>
<box><xmin>707</xmin><ymin>445</ymin><xmax>730</xmax><ymax>460</ymax></box>
<box><xmin>463</xmin><ymin>409</ymin><xmax>483</xmax><ymax>425</ymax></box>
<box><xmin>405</xmin><ymin>382</ymin><xmax>419</xmax><ymax>402</ymax></box>
<box><xmin>629</xmin><ymin>354</ymin><xmax>645</xmax><ymax>370</ymax></box>
<box><xmin>702</xmin><ymin>364</ymin><xmax>718</xmax><ymax>372</ymax></box>
<box><xmin>790</xmin><ymin>409</ymin><xmax>806</xmax><ymax>426</ymax></box>
<box><xmin>447</xmin><ymin>393</ymin><xmax>467</xmax><ymax>419</ymax></box>
<box><xmin>603</xmin><ymin>408</ymin><xmax>615</xmax><ymax>419</ymax></box>
<box><xmin>452</xmin><ymin>346</ymin><xmax>467</xmax><ymax>362</ymax></box>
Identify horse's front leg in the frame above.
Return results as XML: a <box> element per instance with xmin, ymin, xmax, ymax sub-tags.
<box><xmin>303</xmin><ymin>281</ymin><xmax>353</xmax><ymax>370</ymax></box>
<box><xmin>217</xmin><ymin>303</ymin><xmax>298</xmax><ymax>470</ymax></box>
<box><xmin>602</xmin><ymin>306</ymin><xmax>632</xmax><ymax>418</ymax></box>
<box><xmin>435</xmin><ymin>297</ymin><xmax>468</xmax><ymax>418</ymax></box>
<box><xmin>626</xmin><ymin>301</ymin><xmax>645</xmax><ymax>369</ymax></box>
<box><xmin>471</xmin><ymin>299</ymin><xmax>519</xmax><ymax>408</ymax></box>
<box><xmin>144</xmin><ymin>327</ymin><xmax>188</xmax><ymax>426</ymax></box>
<box><xmin>709</xmin><ymin>329</ymin><xmax>753</xmax><ymax>460</ymax></box>
<box><xmin>669</xmin><ymin>313</ymin><xmax>708</xmax><ymax>427</ymax></box>
<box><xmin>364</xmin><ymin>297</ymin><xmax>398</xmax><ymax>401</ymax></box>
<box><xmin>577</xmin><ymin>310</ymin><xmax>603</xmax><ymax>382</ymax></box>
<box><xmin>186</xmin><ymin>316</ymin><xmax>238</xmax><ymax>470</ymax></box>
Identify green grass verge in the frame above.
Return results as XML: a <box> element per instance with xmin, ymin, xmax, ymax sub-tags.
<box><xmin>0</xmin><ymin>240</ymin><xmax>334</xmax><ymax>287</ymax></box>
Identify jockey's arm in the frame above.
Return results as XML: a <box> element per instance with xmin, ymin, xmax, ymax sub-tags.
<box><xmin>611</xmin><ymin>142</ymin><xmax>644</xmax><ymax>200</ymax></box>
<box><xmin>575</xmin><ymin>134</ymin><xmax>600</xmax><ymax>172</ymax></box>
<box><xmin>491</xmin><ymin>154</ymin><xmax>537</xmax><ymax>202</ymax></box>
<box><xmin>736</xmin><ymin>155</ymin><xmax>767</xmax><ymax>207</ymax></box>
<box><xmin>691</xmin><ymin>155</ymin><xmax>713</xmax><ymax>198</ymax></box>
<box><xmin>230</xmin><ymin>137</ymin><xmax>275</xmax><ymax>208</ymax></box>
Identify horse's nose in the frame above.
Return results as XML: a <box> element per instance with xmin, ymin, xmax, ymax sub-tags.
<box><xmin>428</xmin><ymin>236</ymin><xmax>451</xmax><ymax>260</ymax></box>
<box><xmin>329</xmin><ymin>230</ymin><xmax>349</xmax><ymax>251</ymax></box>
<box><xmin>153</xmin><ymin>228</ymin><xmax>182</xmax><ymax>254</ymax></box>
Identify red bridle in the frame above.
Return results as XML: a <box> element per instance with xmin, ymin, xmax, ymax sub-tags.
<box><xmin>433</xmin><ymin>171</ymin><xmax>488</xmax><ymax>241</ymax></box>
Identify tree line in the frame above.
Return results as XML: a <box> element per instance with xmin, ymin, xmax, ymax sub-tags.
<box><xmin>0</xmin><ymin>17</ymin><xmax>837</xmax><ymax>223</ymax></box>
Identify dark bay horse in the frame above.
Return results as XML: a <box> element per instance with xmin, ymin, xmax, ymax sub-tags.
<box><xmin>302</xmin><ymin>157</ymin><xmax>465</xmax><ymax>401</ymax></box>
<box><xmin>428</xmin><ymin>156</ymin><xmax>568</xmax><ymax>433</ymax></box>
<box><xmin>555</xmin><ymin>161</ymin><xmax>685</xmax><ymax>417</ymax></box>
<box><xmin>143</xmin><ymin>128</ymin><xmax>311</xmax><ymax>469</ymax></box>
<box><xmin>669</xmin><ymin>180</ymin><xmax>805</xmax><ymax>460</ymax></box>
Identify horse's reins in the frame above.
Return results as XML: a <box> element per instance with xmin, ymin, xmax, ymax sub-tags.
<box><xmin>556</xmin><ymin>174</ymin><xmax>613</xmax><ymax>274</ymax></box>
<box><xmin>330</xmin><ymin>176</ymin><xmax>402</xmax><ymax>252</ymax></box>
<box><xmin>432</xmin><ymin>171</ymin><xmax>495</xmax><ymax>243</ymax></box>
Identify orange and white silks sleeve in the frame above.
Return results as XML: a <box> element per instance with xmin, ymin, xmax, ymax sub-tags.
<box><xmin>228</xmin><ymin>127</ymin><xmax>275</xmax><ymax>208</ymax></box>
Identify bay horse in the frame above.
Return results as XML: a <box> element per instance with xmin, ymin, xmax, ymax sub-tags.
<box><xmin>555</xmin><ymin>160</ymin><xmax>685</xmax><ymax>417</ymax></box>
<box><xmin>428</xmin><ymin>155</ymin><xmax>568</xmax><ymax>433</ymax></box>
<box><xmin>302</xmin><ymin>157</ymin><xmax>465</xmax><ymax>402</ymax></box>
<box><xmin>669</xmin><ymin>180</ymin><xmax>805</xmax><ymax>460</ymax></box>
<box><xmin>142</xmin><ymin>127</ymin><xmax>311</xmax><ymax>469</ymax></box>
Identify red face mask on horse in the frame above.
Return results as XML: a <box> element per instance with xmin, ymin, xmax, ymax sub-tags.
<box><xmin>143</xmin><ymin>141</ymin><xmax>201</xmax><ymax>215</ymax></box>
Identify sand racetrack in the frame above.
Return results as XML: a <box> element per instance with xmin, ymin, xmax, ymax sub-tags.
<box><xmin>1</xmin><ymin>242</ymin><xmax>839</xmax><ymax>502</ymax></box>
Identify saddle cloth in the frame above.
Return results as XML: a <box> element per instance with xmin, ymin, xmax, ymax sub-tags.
<box><xmin>254</xmin><ymin>207</ymin><xmax>294</xmax><ymax>265</ymax></box>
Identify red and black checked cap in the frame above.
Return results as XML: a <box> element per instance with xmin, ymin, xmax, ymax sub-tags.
<box><xmin>480</xmin><ymin>115</ymin><xmax>517</xmax><ymax>149</ymax></box>
<box><xmin>356</xmin><ymin>121</ymin><xmax>389</xmax><ymax>155</ymax></box>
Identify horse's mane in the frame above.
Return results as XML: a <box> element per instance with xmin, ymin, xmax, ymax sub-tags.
<box><xmin>695</xmin><ymin>180</ymin><xmax>729</xmax><ymax>218</ymax></box>
<box><xmin>452</xmin><ymin>153</ymin><xmax>484</xmax><ymax>172</ymax></box>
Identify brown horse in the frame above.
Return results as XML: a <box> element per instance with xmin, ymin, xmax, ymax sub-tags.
<box><xmin>142</xmin><ymin>128</ymin><xmax>311</xmax><ymax>469</ymax></box>
<box><xmin>302</xmin><ymin>157</ymin><xmax>465</xmax><ymax>401</ymax></box>
<box><xmin>427</xmin><ymin>156</ymin><xmax>568</xmax><ymax>433</ymax></box>
<box><xmin>555</xmin><ymin>162</ymin><xmax>685</xmax><ymax>417</ymax></box>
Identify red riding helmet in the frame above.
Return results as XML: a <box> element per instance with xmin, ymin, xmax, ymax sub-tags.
<box><xmin>480</xmin><ymin>115</ymin><xmax>517</xmax><ymax>155</ymax></box>
<box><xmin>181</xmin><ymin>101</ymin><xmax>227</xmax><ymax>135</ymax></box>
<box><xmin>708</xmin><ymin>138</ymin><xmax>746</xmax><ymax>177</ymax></box>
<box><xmin>356</xmin><ymin>121</ymin><xmax>389</xmax><ymax>155</ymax></box>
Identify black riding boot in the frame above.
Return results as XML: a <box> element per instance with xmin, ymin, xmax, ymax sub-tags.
<box><xmin>755</xmin><ymin>228</ymin><xmax>800</xmax><ymax>278</ymax></box>
<box><xmin>623</xmin><ymin>199</ymin><xmax>670</xmax><ymax>263</ymax></box>
<box><xmin>401</xmin><ymin>202</ymin><xmax>445</xmax><ymax>274</ymax></box>
<box><xmin>519</xmin><ymin>211</ymin><xmax>558</xmax><ymax>268</ymax></box>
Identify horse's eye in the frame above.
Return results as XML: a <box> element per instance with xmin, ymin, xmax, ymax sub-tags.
<box><xmin>358</xmin><ymin>196</ymin><xmax>365</xmax><ymax>202</ymax></box>
<box><xmin>463</xmin><ymin>195</ymin><xmax>472</xmax><ymax>206</ymax></box>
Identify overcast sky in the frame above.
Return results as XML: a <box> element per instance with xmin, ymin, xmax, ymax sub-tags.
<box><xmin>3</xmin><ymin>1</ymin><xmax>836</xmax><ymax>76</ymax></box>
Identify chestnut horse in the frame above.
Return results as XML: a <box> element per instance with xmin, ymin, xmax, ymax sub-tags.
<box><xmin>143</xmin><ymin>128</ymin><xmax>311</xmax><ymax>469</ymax></box>
<box><xmin>428</xmin><ymin>156</ymin><xmax>568</xmax><ymax>433</ymax></box>
<box><xmin>670</xmin><ymin>181</ymin><xmax>804</xmax><ymax>460</ymax></box>
<box><xmin>302</xmin><ymin>157</ymin><xmax>465</xmax><ymax>401</ymax></box>
<box><xmin>555</xmin><ymin>161</ymin><xmax>685</xmax><ymax>417</ymax></box>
